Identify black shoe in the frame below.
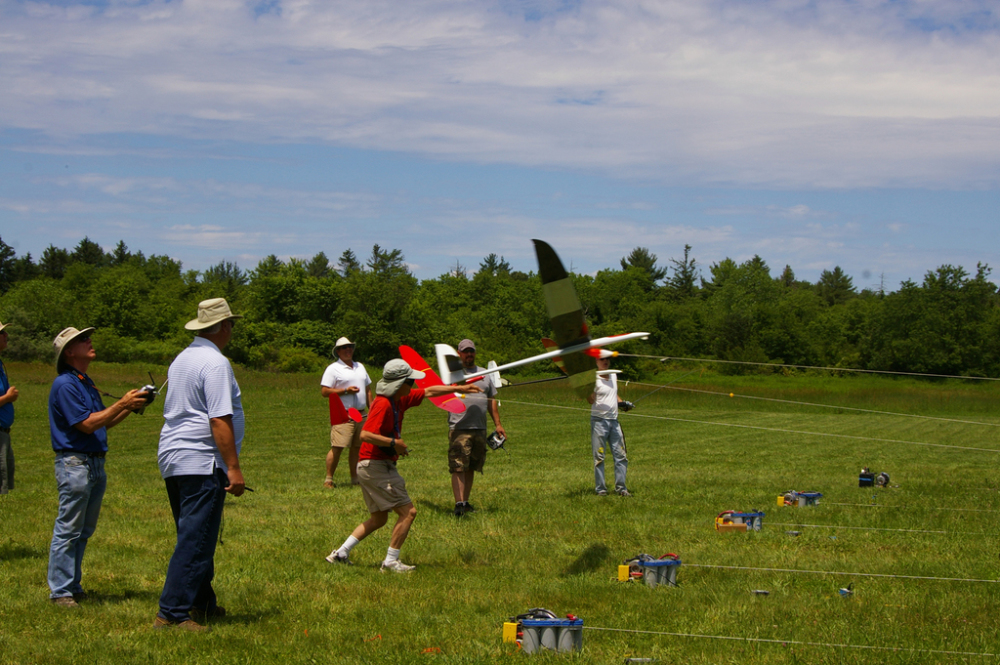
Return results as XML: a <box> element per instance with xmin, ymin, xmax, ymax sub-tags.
<box><xmin>454</xmin><ymin>503</ymin><xmax>465</xmax><ymax>517</ymax></box>
<box><xmin>462</xmin><ymin>502</ymin><xmax>475</xmax><ymax>514</ymax></box>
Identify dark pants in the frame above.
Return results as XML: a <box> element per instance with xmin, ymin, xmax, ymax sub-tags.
<box><xmin>158</xmin><ymin>469</ymin><xmax>227</xmax><ymax>622</ymax></box>
<box><xmin>0</xmin><ymin>429</ymin><xmax>13</xmax><ymax>494</ymax></box>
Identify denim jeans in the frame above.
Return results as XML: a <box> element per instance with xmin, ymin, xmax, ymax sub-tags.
<box><xmin>0</xmin><ymin>429</ymin><xmax>13</xmax><ymax>494</ymax></box>
<box><xmin>48</xmin><ymin>452</ymin><xmax>106</xmax><ymax>598</ymax></box>
<box><xmin>591</xmin><ymin>417</ymin><xmax>628</xmax><ymax>494</ymax></box>
<box><xmin>158</xmin><ymin>469</ymin><xmax>227</xmax><ymax>622</ymax></box>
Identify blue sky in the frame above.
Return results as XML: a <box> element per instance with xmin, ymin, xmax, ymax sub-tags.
<box><xmin>2</xmin><ymin>0</ymin><xmax>999</xmax><ymax>289</ymax></box>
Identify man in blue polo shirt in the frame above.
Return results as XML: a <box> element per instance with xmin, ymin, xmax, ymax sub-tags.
<box><xmin>47</xmin><ymin>327</ymin><xmax>149</xmax><ymax>607</ymax></box>
<box><xmin>0</xmin><ymin>321</ymin><xmax>19</xmax><ymax>495</ymax></box>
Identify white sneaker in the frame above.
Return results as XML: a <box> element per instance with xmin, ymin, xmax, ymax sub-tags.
<box><xmin>380</xmin><ymin>560</ymin><xmax>415</xmax><ymax>573</ymax></box>
<box><xmin>325</xmin><ymin>550</ymin><xmax>353</xmax><ymax>565</ymax></box>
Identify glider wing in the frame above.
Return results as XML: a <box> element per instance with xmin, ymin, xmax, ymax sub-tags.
<box><xmin>399</xmin><ymin>345</ymin><xmax>466</xmax><ymax>414</ymax></box>
<box><xmin>329</xmin><ymin>395</ymin><xmax>363</xmax><ymax>425</ymax></box>
<box><xmin>533</xmin><ymin>239</ymin><xmax>597</xmax><ymax>398</ymax></box>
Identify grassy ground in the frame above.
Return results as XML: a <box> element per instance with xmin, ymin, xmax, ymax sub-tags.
<box><xmin>1</xmin><ymin>360</ymin><xmax>998</xmax><ymax>664</ymax></box>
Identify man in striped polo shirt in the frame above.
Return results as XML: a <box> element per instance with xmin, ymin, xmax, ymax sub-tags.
<box><xmin>154</xmin><ymin>298</ymin><xmax>247</xmax><ymax>632</ymax></box>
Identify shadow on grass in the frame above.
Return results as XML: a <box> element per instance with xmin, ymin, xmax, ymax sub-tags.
<box><xmin>416</xmin><ymin>498</ymin><xmax>488</xmax><ymax>516</ymax></box>
<box><xmin>0</xmin><ymin>542</ymin><xmax>45</xmax><ymax>560</ymax></box>
<box><xmin>561</xmin><ymin>543</ymin><xmax>611</xmax><ymax>577</ymax></box>
<box><xmin>210</xmin><ymin>608</ymin><xmax>282</xmax><ymax>626</ymax></box>
<box><xmin>87</xmin><ymin>589</ymin><xmax>161</xmax><ymax>605</ymax></box>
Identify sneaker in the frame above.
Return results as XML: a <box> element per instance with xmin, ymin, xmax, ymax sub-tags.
<box><xmin>595</xmin><ymin>490</ymin><xmax>608</xmax><ymax>496</ymax></box>
<box><xmin>324</xmin><ymin>478</ymin><xmax>335</xmax><ymax>489</ymax></box>
<box><xmin>51</xmin><ymin>596</ymin><xmax>79</xmax><ymax>608</ymax></box>
<box><xmin>380</xmin><ymin>560</ymin><xmax>416</xmax><ymax>573</ymax></box>
<box><xmin>325</xmin><ymin>550</ymin><xmax>353</xmax><ymax>565</ymax></box>
<box><xmin>153</xmin><ymin>615</ymin><xmax>209</xmax><ymax>632</ymax></box>
<box><xmin>617</xmin><ymin>489</ymin><xmax>633</xmax><ymax>497</ymax></box>
<box><xmin>453</xmin><ymin>503</ymin><xmax>465</xmax><ymax>517</ymax></box>
<box><xmin>462</xmin><ymin>502</ymin><xmax>475</xmax><ymax>514</ymax></box>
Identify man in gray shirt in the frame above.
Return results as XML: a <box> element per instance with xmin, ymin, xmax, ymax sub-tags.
<box><xmin>447</xmin><ymin>339</ymin><xmax>505</xmax><ymax>516</ymax></box>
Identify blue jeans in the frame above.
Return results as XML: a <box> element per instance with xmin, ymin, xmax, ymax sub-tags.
<box><xmin>158</xmin><ymin>469</ymin><xmax>227</xmax><ymax>622</ymax></box>
<box><xmin>48</xmin><ymin>452</ymin><xmax>106</xmax><ymax>598</ymax></box>
<box><xmin>591</xmin><ymin>417</ymin><xmax>628</xmax><ymax>493</ymax></box>
<box><xmin>0</xmin><ymin>429</ymin><xmax>13</xmax><ymax>494</ymax></box>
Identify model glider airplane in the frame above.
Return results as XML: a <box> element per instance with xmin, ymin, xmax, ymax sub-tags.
<box><xmin>436</xmin><ymin>239</ymin><xmax>648</xmax><ymax>398</ymax></box>
<box><xmin>329</xmin><ymin>396</ymin><xmax>363</xmax><ymax>426</ymax></box>
<box><xmin>399</xmin><ymin>345</ymin><xmax>467</xmax><ymax>414</ymax></box>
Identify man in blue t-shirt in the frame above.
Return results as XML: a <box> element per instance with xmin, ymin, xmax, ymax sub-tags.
<box><xmin>46</xmin><ymin>327</ymin><xmax>149</xmax><ymax>608</ymax></box>
<box><xmin>0</xmin><ymin>321</ymin><xmax>19</xmax><ymax>495</ymax></box>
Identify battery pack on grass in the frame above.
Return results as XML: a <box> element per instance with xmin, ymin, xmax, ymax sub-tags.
<box><xmin>859</xmin><ymin>469</ymin><xmax>875</xmax><ymax>487</ymax></box>
<box><xmin>715</xmin><ymin>510</ymin><xmax>764</xmax><ymax>532</ymax></box>
<box><xmin>520</xmin><ymin>618</ymin><xmax>583</xmax><ymax>654</ymax></box>
<box><xmin>505</xmin><ymin>609</ymin><xmax>583</xmax><ymax>655</ymax></box>
<box><xmin>619</xmin><ymin>553</ymin><xmax>681</xmax><ymax>587</ymax></box>
<box><xmin>778</xmin><ymin>491</ymin><xmax>823</xmax><ymax>507</ymax></box>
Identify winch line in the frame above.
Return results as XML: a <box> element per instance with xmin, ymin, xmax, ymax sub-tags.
<box><xmin>499</xmin><ymin>399</ymin><xmax>1000</xmax><ymax>454</ymax></box>
<box><xmin>624</xmin><ymin>381</ymin><xmax>1000</xmax><ymax>428</ymax></box>
<box><xmin>583</xmin><ymin>625</ymin><xmax>997</xmax><ymax>658</ymax></box>
<box><xmin>769</xmin><ymin>521</ymin><xmax>978</xmax><ymax>535</ymax></box>
<box><xmin>825</xmin><ymin>502</ymin><xmax>999</xmax><ymax>514</ymax></box>
<box><xmin>685</xmin><ymin>563</ymin><xmax>1000</xmax><ymax>584</ymax></box>
<box><xmin>615</xmin><ymin>354</ymin><xmax>1000</xmax><ymax>382</ymax></box>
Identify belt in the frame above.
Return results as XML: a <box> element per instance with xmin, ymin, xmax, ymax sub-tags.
<box><xmin>86</xmin><ymin>451</ymin><xmax>107</xmax><ymax>459</ymax></box>
<box><xmin>0</xmin><ymin>426</ymin><xmax>10</xmax><ymax>433</ymax></box>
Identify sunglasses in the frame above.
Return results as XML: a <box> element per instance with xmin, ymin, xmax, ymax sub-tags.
<box><xmin>404</xmin><ymin>378</ymin><xmax>415</xmax><ymax>386</ymax></box>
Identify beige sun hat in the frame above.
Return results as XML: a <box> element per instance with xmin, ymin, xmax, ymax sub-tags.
<box><xmin>0</xmin><ymin>320</ymin><xmax>10</xmax><ymax>333</ymax></box>
<box><xmin>53</xmin><ymin>326</ymin><xmax>96</xmax><ymax>368</ymax></box>
<box><xmin>375</xmin><ymin>359</ymin><xmax>425</xmax><ymax>397</ymax></box>
<box><xmin>185</xmin><ymin>298</ymin><xmax>243</xmax><ymax>331</ymax></box>
<box><xmin>333</xmin><ymin>336</ymin><xmax>355</xmax><ymax>354</ymax></box>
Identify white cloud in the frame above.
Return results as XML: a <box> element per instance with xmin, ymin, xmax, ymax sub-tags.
<box><xmin>1</xmin><ymin>0</ymin><xmax>999</xmax><ymax>188</ymax></box>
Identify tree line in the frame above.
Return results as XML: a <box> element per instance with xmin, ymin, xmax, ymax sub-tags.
<box><xmin>2</xmin><ymin>236</ymin><xmax>998</xmax><ymax>378</ymax></box>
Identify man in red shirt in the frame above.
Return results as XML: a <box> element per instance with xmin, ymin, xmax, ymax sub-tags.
<box><xmin>326</xmin><ymin>359</ymin><xmax>480</xmax><ymax>572</ymax></box>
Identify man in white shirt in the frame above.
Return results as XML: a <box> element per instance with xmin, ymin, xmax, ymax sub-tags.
<box><xmin>320</xmin><ymin>337</ymin><xmax>372</xmax><ymax>487</ymax></box>
<box><xmin>586</xmin><ymin>355</ymin><xmax>632</xmax><ymax>497</ymax></box>
<box><xmin>154</xmin><ymin>298</ymin><xmax>247</xmax><ymax>632</ymax></box>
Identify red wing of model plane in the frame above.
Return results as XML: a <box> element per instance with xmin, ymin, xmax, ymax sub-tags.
<box><xmin>329</xmin><ymin>395</ymin><xmax>363</xmax><ymax>426</ymax></box>
<box><xmin>399</xmin><ymin>345</ymin><xmax>467</xmax><ymax>414</ymax></box>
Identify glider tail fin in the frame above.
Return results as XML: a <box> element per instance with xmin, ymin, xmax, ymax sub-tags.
<box><xmin>486</xmin><ymin>360</ymin><xmax>507</xmax><ymax>391</ymax></box>
<box><xmin>435</xmin><ymin>344</ymin><xmax>465</xmax><ymax>385</ymax></box>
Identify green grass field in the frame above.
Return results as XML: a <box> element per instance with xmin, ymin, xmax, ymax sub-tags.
<box><xmin>1</xmin><ymin>361</ymin><xmax>998</xmax><ymax>664</ymax></box>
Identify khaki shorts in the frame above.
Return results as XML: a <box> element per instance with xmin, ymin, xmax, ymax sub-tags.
<box><xmin>330</xmin><ymin>420</ymin><xmax>363</xmax><ymax>450</ymax></box>
<box><xmin>448</xmin><ymin>429</ymin><xmax>487</xmax><ymax>474</ymax></box>
<box><xmin>357</xmin><ymin>459</ymin><xmax>411</xmax><ymax>513</ymax></box>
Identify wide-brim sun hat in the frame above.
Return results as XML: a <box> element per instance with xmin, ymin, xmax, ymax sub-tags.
<box><xmin>376</xmin><ymin>359</ymin><xmax>426</xmax><ymax>396</ymax></box>
<box><xmin>185</xmin><ymin>298</ymin><xmax>243</xmax><ymax>331</ymax></box>
<box><xmin>333</xmin><ymin>336</ymin><xmax>355</xmax><ymax>354</ymax></box>
<box><xmin>53</xmin><ymin>326</ymin><xmax>96</xmax><ymax>367</ymax></box>
<box><xmin>0</xmin><ymin>320</ymin><xmax>10</xmax><ymax>334</ymax></box>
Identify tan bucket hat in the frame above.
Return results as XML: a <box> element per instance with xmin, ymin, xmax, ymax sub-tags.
<box><xmin>185</xmin><ymin>298</ymin><xmax>243</xmax><ymax>331</ymax></box>
<box><xmin>53</xmin><ymin>326</ymin><xmax>96</xmax><ymax>367</ymax></box>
